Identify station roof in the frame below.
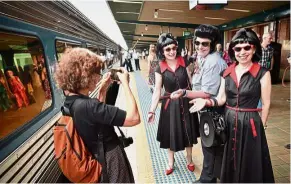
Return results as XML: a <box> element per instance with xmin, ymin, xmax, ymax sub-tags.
<box><xmin>108</xmin><ymin>0</ymin><xmax>290</xmax><ymax>50</ymax></box>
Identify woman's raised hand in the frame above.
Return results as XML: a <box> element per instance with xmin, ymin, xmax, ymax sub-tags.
<box><xmin>116</xmin><ymin>67</ymin><xmax>130</xmax><ymax>84</ymax></box>
<box><xmin>189</xmin><ymin>98</ymin><xmax>207</xmax><ymax>113</ymax></box>
<box><xmin>99</xmin><ymin>72</ymin><xmax>112</xmax><ymax>92</ymax></box>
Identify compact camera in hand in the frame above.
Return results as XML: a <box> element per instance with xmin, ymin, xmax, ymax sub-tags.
<box><xmin>109</xmin><ymin>69</ymin><xmax>122</xmax><ymax>81</ymax></box>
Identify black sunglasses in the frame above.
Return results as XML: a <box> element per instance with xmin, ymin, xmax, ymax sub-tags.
<box><xmin>232</xmin><ymin>45</ymin><xmax>253</xmax><ymax>52</ymax></box>
<box><xmin>164</xmin><ymin>46</ymin><xmax>178</xmax><ymax>52</ymax></box>
<box><xmin>194</xmin><ymin>41</ymin><xmax>211</xmax><ymax>47</ymax></box>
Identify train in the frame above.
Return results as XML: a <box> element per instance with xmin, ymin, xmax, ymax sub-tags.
<box><xmin>0</xmin><ymin>1</ymin><xmax>120</xmax><ymax>182</ymax></box>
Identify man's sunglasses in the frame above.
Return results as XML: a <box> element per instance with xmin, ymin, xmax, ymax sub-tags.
<box><xmin>164</xmin><ymin>46</ymin><xmax>178</xmax><ymax>52</ymax></box>
<box><xmin>232</xmin><ymin>45</ymin><xmax>253</xmax><ymax>52</ymax></box>
<box><xmin>194</xmin><ymin>41</ymin><xmax>211</xmax><ymax>47</ymax></box>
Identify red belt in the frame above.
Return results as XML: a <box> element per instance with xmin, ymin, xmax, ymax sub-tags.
<box><xmin>160</xmin><ymin>88</ymin><xmax>189</xmax><ymax>110</ymax></box>
<box><xmin>226</xmin><ymin>105</ymin><xmax>262</xmax><ymax>112</ymax></box>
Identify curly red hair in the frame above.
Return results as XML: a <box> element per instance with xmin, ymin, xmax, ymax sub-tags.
<box><xmin>54</xmin><ymin>47</ymin><xmax>102</xmax><ymax>92</ymax></box>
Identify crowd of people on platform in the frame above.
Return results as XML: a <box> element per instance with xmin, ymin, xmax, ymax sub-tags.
<box><xmin>53</xmin><ymin>23</ymin><xmax>277</xmax><ymax>183</ymax></box>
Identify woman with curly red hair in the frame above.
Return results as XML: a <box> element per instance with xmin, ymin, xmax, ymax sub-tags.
<box><xmin>54</xmin><ymin>48</ymin><xmax>140</xmax><ymax>183</ymax></box>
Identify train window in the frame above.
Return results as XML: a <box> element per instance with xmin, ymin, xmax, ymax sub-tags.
<box><xmin>87</xmin><ymin>44</ymin><xmax>99</xmax><ymax>54</ymax></box>
<box><xmin>55</xmin><ymin>40</ymin><xmax>80</xmax><ymax>60</ymax></box>
<box><xmin>0</xmin><ymin>31</ymin><xmax>52</xmax><ymax>139</ymax></box>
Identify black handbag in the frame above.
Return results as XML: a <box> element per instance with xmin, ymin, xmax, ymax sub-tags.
<box><xmin>198</xmin><ymin>108</ymin><xmax>226</xmax><ymax>147</ymax></box>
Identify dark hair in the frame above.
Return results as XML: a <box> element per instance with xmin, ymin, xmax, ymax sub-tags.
<box><xmin>193</xmin><ymin>24</ymin><xmax>220</xmax><ymax>54</ymax></box>
<box><xmin>156</xmin><ymin>33</ymin><xmax>179</xmax><ymax>60</ymax></box>
<box><xmin>228</xmin><ymin>28</ymin><xmax>262</xmax><ymax>62</ymax></box>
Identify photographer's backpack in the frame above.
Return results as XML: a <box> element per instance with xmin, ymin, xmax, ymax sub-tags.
<box><xmin>53</xmin><ymin>116</ymin><xmax>103</xmax><ymax>183</ymax></box>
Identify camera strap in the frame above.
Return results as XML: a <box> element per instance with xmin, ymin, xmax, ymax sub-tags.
<box><xmin>117</xmin><ymin>127</ymin><xmax>126</xmax><ymax>138</ymax></box>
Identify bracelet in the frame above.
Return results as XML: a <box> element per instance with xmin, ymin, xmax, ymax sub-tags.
<box><xmin>148</xmin><ymin>112</ymin><xmax>155</xmax><ymax>115</ymax></box>
<box><xmin>211</xmin><ymin>97</ymin><xmax>218</xmax><ymax>107</ymax></box>
<box><xmin>183</xmin><ymin>90</ymin><xmax>187</xmax><ymax>97</ymax></box>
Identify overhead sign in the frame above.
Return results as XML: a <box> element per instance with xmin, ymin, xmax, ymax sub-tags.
<box><xmin>189</xmin><ymin>0</ymin><xmax>227</xmax><ymax>10</ymax></box>
<box><xmin>183</xmin><ymin>31</ymin><xmax>191</xmax><ymax>37</ymax></box>
<box><xmin>189</xmin><ymin>0</ymin><xmax>198</xmax><ymax>10</ymax></box>
<box><xmin>198</xmin><ymin>0</ymin><xmax>227</xmax><ymax>4</ymax></box>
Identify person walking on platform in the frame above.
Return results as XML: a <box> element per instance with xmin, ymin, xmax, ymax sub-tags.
<box><xmin>133</xmin><ymin>49</ymin><xmax>141</xmax><ymax>70</ymax></box>
<box><xmin>170</xmin><ymin>24</ymin><xmax>227</xmax><ymax>183</ymax></box>
<box><xmin>189</xmin><ymin>28</ymin><xmax>274</xmax><ymax>183</ymax></box>
<box><xmin>54</xmin><ymin>48</ymin><xmax>140</xmax><ymax>183</ymax></box>
<box><xmin>147</xmin><ymin>33</ymin><xmax>199</xmax><ymax>175</ymax></box>
<box><xmin>125</xmin><ymin>50</ymin><xmax>134</xmax><ymax>72</ymax></box>
<box><xmin>148</xmin><ymin>44</ymin><xmax>159</xmax><ymax>91</ymax></box>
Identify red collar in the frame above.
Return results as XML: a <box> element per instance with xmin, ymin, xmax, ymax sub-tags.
<box><xmin>223</xmin><ymin>62</ymin><xmax>261</xmax><ymax>78</ymax></box>
<box><xmin>160</xmin><ymin>56</ymin><xmax>185</xmax><ymax>73</ymax></box>
<box><xmin>223</xmin><ymin>62</ymin><xmax>261</xmax><ymax>88</ymax></box>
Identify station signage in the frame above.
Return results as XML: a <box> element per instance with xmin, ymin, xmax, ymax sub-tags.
<box><xmin>183</xmin><ymin>31</ymin><xmax>191</xmax><ymax>37</ymax></box>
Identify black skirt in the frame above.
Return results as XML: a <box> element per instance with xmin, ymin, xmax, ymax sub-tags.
<box><xmin>100</xmin><ymin>144</ymin><xmax>134</xmax><ymax>183</ymax></box>
<box><xmin>220</xmin><ymin>110</ymin><xmax>274</xmax><ymax>183</ymax></box>
<box><xmin>157</xmin><ymin>97</ymin><xmax>200</xmax><ymax>152</ymax></box>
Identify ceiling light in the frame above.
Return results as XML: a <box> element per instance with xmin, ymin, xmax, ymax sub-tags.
<box><xmin>113</xmin><ymin>0</ymin><xmax>142</xmax><ymax>4</ymax></box>
<box><xmin>158</xmin><ymin>9</ymin><xmax>184</xmax><ymax>13</ymax></box>
<box><xmin>141</xmin><ymin>32</ymin><xmax>144</xmax><ymax>36</ymax></box>
<box><xmin>145</xmin><ymin>25</ymin><xmax>148</xmax><ymax>31</ymax></box>
<box><xmin>224</xmin><ymin>8</ymin><xmax>250</xmax><ymax>13</ymax></box>
<box><xmin>154</xmin><ymin>9</ymin><xmax>158</xmax><ymax>18</ymax></box>
<box><xmin>117</xmin><ymin>21</ymin><xmax>137</xmax><ymax>25</ymax></box>
<box><xmin>116</xmin><ymin>12</ymin><xmax>140</xmax><ymax>15</ymax></box>
<box><xmin>156</xmin><ymin>17</ymin><xmax>173</xmax><ymax>20</ymax></box>
<box><xmin>205</xmin><ymin>17</ymin><xmax>226</xmax><ymax>20</ymax></box>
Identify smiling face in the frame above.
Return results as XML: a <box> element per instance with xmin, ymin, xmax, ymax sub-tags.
<box><xmin>195</xmin><ymin>37</ymin><xmax>211</xmax><ymax>58</ymax></box>
<box><xmin>163</xmin><ymin>44</ymin><xmax>177</xmax><ymax>60</ymax></box>
<box><xmin>233</xmin><ymin>43</ymin><xmax>256</xmax><ymax>64</ymax></box>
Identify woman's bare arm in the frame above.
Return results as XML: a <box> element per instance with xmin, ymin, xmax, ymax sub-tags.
<box><xmin>260</xmin><ymin>71</ymin><xmax>271</xmax><ymax>126</ymax></box>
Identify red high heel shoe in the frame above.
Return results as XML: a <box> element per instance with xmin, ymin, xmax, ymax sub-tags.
<box><xmin>166</xmin><ymin>159</ymin><xmax>175</xmax><ymax>175</ymax></box>
<box><xmin>165</xmin><ymin>167</ymin><xmax>174</xmax><ymax>175</ymax></box>
<box><xmin>187</xmin><ymin>163</ymin><xmax>195</xmax><ymax>172</ymax></box>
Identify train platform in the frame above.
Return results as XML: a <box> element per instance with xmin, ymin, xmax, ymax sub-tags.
<box><xmin>115</xmin><ymin>59</ymin><xmax>290</xmax><ymax>183</ymax></box>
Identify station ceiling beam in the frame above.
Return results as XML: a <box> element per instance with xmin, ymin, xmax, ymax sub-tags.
<box><xmin>117</xmin><ymin>20</ymin><xmax>199</xmax><ymax>29</ymax></box>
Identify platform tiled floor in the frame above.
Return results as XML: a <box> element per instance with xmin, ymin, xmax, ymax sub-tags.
<box><xmin>114</xmin><ymin>59</ymin><xmax>290</xmax><ymax>183</ymax></box>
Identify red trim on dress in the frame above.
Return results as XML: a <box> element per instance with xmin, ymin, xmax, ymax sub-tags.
<box><xmin>222</xmin><ymin>62</ymin><xmax>261</xmax><ymax>88</ymax></box>
<box><xmin>250</xmin><ymin>118</ymin><xmax>258</xmax><ymax>138</ymax></box>
<box><xmin>160</xmin><ymin>56</ymin><xmax>185</xmax><ymax>73</ymax></box>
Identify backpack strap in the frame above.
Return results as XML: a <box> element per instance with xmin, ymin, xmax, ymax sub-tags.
<box><xmin>69</xmin><ymin>98</ymin><xmax>109</xmax><ymax>183</ymax></box>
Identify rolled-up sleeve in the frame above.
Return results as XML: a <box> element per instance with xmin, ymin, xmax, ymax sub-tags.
<box><xmin>201</xmin><ymin>63</ymin><xmax>221</xmax><ymax>96</ymax></box>
<box><xmin>86</xmin><ymin>99</ymin><xmax>126</xmax><ymax>126</ymax></box>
